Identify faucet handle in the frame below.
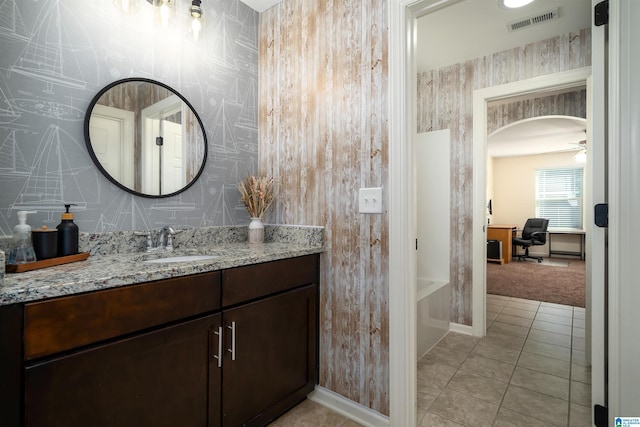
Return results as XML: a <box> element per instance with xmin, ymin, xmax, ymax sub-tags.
<box><xmin>134</xmin><ymin>231</ymin><xmax>153</xmax><ymax>252</ymax></box>
<box><xmin>166</xmin><ymin>233</ymin><xmax>174</xmax><ymax>252</ymax></box>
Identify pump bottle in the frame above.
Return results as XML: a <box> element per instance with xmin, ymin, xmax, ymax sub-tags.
<box><xmin>9</xmin><ymin>211</ymin><xmax>37</xmax><ymax>264</ymax></box>
<box><xmin>57</xmin><ymin>204</ymin><xmax>79</xmax><ymax>256</ymax></box>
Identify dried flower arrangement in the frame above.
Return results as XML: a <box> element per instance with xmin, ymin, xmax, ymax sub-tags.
<box><xmin>238</xmin><ymin>175</ymin><xmax>274</xmax><ymax>218</ymax></box>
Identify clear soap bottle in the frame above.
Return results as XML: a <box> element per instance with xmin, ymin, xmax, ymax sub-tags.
<box><xmin>8</xmin><ymin>210</ymin><xmax>37</xmax><ymax>264</ymax></box>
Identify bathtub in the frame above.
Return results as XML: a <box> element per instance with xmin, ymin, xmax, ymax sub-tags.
<box><xmin>417</xmin><ymin>278</ymin><xmax>450</xmax><ymax>359</ymax></box>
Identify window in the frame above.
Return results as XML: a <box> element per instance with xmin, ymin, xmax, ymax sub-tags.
<box><xmin>535</xmin><ymin>167</ymin><xmax>584</xmax><ymax>229</ymax></box>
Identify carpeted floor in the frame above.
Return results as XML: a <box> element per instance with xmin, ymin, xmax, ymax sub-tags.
<box><xmin>486</xmin><ymin>257</ymin><xmax>586</xmax><ymax>307</ymax></box>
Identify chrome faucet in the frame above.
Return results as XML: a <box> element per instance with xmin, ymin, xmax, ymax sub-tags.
<box><xmin>158</xmin><ymin>226</ymin><xmax>176</xmax><ymax>251</ymax></box>
<box><xmin>135</xmin><ymin>226</ymin><xmax>177</xmax><ymax>252</ymax></box>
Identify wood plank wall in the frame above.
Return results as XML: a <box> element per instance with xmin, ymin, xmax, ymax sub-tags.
<box><xmin>487</xmin><ymin>89</ymin><xmax>587</xmax><ymax>134</ymax></box>
<box><xmin>417</xmin><ymin>29</ymin><xmax>591</xmax><ymax>325</ymax></box>
<box><xmin>258</xmin><ymin>0</ymin><xmax>389</xmax><ymax>415</ymax></box>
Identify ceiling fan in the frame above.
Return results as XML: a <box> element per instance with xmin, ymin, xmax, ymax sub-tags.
<box><xmin>570</xmin><ymin>137</ymin><xmax>587</xmax><ymax>163</ymax></box>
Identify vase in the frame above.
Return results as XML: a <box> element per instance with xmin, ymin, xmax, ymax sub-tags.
<box><xmin>248</xmin><ymin>217</ymin><xmax>264</xmax><ymax>244</ymax></box>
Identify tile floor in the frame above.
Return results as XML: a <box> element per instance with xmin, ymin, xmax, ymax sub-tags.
<box><xmin>269</xmin><ymin>399</ymin><xmax>363</xmax><ymax>427</ymax></box>
<box><xmin>272</xmin><ymin>294</ymin><xmax>591</xmax><ymax>427</ymax></box>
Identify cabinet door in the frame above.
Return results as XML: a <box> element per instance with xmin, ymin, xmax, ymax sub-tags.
<box><xmin>25</xmin><ymin>314</ymin><xmax>222</xmax><ymax>427</ymax></box>
<box><xmin>222</xmin><ymin>284</ymin><xmax>317</xmax><ymax>426</ymax></box>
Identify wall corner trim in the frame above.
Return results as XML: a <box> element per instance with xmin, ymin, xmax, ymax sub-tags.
<box><xmin>308</xmin><ymin>387</ymin><xmax>391</xmax><ymax>427</ymax></box>
<box><xmin>449</xmin><ymin>322</ymin><xmax>475</xmax><ymax>335</ymax></box>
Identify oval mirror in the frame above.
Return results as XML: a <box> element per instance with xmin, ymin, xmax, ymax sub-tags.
<box><xmin>84</xmin><ymin>78</ymin><xmax>207</xmax><ymax>198</ymax></box>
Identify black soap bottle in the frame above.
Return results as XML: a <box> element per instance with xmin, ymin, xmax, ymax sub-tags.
<box><xmin>57</xmin><ymin>204</ymin><xmax>79</xmax><ymax>256</ymax></box>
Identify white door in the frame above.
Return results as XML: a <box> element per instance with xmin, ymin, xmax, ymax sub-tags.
<box><xmin>162</xmin><ymin>119</ymin><xmax>185</xmax><ymax>194</ymax></box>
<box><xmin>589</xmin><ymin>1</ymin><xmax>607</xmax><ymax>422</ymax></box>
<box><xmin>89</xmin><ymin>105</ymin><xmax>135</xmax><ymax>189</ymax></box>
<box><xmin>607</xmin><ymin>0</ymin><xmax>640</xmax><ymax>420</ymax></box>
<box><xmin>143</xmin><ymin>118</ymin><xmax>184</xmax><ymax>195</ymax></box>
<box><xmin>141</xmin><ymin>96</ymin><xmax>184</xmax><ymax>195</ymax></box>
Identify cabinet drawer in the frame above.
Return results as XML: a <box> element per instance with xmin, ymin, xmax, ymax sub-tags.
<box><xmin>24</xmin><ymin>272</ymin><xmax>221</xmax><ymax>361</ymax></box>
<box><xmin>222</xmin><ymin>255</ymin><xmax>318</xmax><ymax>306</ymax></box>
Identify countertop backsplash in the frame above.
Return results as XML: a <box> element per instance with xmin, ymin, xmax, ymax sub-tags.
<box><xmin>0</xmin><ymin>225</ymin><xmax>324</xmax><ymax>258</ymax></box>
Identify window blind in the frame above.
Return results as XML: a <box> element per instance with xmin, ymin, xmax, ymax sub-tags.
<box><xmin>535</xmin><ymin>167</ymin><xmax>584</xmax><ymax>229</ymax></box>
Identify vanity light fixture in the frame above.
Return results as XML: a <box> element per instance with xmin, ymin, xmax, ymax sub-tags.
<box><xmin>501</xmin><ymin>0</ymin><xmax>535</xmax><ymax>8</ymax></box>
<box><xmin>190</xmin><ymin>0</ymin><xmax>203</xmax><ymax>42</ymax></box>
<box><xmin>146</xmin><ymin>0</ymin><xmax>173</xmax><ymax>27</ymax></box>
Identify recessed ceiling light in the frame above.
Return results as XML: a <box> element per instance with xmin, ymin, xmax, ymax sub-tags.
<box><xmin>501</xmin><ymin>0</ymin><xmax>535</xmax><ymax>8</ymax></box>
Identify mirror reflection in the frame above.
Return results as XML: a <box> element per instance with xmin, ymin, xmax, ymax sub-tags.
<box><xmin>85</xmin><ymin>78</ymin><xmax>207</xmax><ymax>197</ymax></box>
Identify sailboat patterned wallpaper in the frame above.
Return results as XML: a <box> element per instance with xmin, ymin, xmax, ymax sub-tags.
<box><xmin>0</xmin><ymin>0</ymin><xmax>258</xmax><ymax>235</ymax></box>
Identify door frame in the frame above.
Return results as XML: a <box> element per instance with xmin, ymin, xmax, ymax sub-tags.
<box><xmin>388</xmin><ymin>1</ymin><xmax>601</xmax><ymax>425</ymax></box>
<box><xmin>388</xmin><ymin>1</ymin><xmax>460</xmax><ymax>425</ymax></box>
<box><xmin>471</xmin><ymin>67</ymin><xmax>592</xmax><ymax>337</ymax></box>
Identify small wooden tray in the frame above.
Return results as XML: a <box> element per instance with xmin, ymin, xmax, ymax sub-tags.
<box><xmin>6</xmin><ymin>252</ymin><xmax>90</xmax><ymax>273</ymax></box>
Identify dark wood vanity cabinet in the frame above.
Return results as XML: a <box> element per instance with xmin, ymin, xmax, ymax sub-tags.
<box><xmin>22</xmin><ymin>271</ymin><xmax>223</xmax><ymax>427</ymax></box>
<box><xmin>222</xmin><ymin>285</ymin><xmax>317</xmax><ymax>426</ymax></box>
<box><xmin>220</xmin><ymin>254</ymin><xmax>319</xmax><ymax>426</ymax></box>
<box><xmin>25</xmin><ymin>313</ymin><xmax>222</xmax><ymax>427</ymax></box>
<box><xmin>0</xmin><ymin>254</ymin><xmax>319</xmax><ymax>427</ymax></box>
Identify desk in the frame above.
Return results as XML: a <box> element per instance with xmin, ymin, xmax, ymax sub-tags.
<box><xmin>487</xmin><ymin>225</ymin><xmax>518</xmax><ymax>264</ymax></box>
<box><xmin>548</xmin><ymin>230</ymin><xmax>586</xmax><ymax>260</ymax></box>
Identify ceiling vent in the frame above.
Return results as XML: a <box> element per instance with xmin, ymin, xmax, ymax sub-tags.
<box><xmin>506</xmin><ymin>8</ymin><xmax>559</xmax><ymax>32</ymax></box>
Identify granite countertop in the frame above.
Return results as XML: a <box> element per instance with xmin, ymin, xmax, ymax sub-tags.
<box><xmin>0</xmin><ymin>226</ymin><xmax>324</xmax><ymax>306</ymax></box>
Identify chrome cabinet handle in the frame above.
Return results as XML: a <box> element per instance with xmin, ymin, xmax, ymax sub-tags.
<box><xmin>227</xmin><ymin>321</ymin><xmax>236</xmax><ymax>361</ymax></box>
<box><xmin>213</xmin><ymin>326</ymin><xmax>223</xmax><ymax>368</ymax></box>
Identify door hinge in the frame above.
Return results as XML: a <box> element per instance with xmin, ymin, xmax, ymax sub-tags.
<box><xmin>416</xmin><ymin>239</ymin><xmax>418</xmax><ymax>250</ymax></box>
<box><xmin>595</xmin><ymin>203</ymin><xmax>608</xmax><ymax>228</ymax></box>
<box><xmin>595</xmin><ymin>0</ymin><xmax>609</xmax><ymax>26</ymax></box>
<box><xmin>594</xmin><ymin>404</ymin><xmax>608</xmax><ymax>427</ymax></box>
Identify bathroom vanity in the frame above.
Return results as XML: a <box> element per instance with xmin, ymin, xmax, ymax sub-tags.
<box><xmin>0</xmin><ymin>233</ymin><xmax>322</xmax><ymax>427</ymax></box>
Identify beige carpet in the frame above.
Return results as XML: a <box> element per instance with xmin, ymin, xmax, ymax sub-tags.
<box><xmin>486</xmin><ymin>257</ymin><xmax>585</xmax><ymax>307</ymax></box>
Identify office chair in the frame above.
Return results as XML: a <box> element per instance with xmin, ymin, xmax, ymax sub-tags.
<box><xmin>513</xmin><ymin>218</ymin><xmax>549</xmax><ymax>263</ymax></box>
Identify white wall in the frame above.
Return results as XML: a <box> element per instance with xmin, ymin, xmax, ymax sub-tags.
<box><xmin>416</xmin><ymin>130</ymin><xmax>450</xmax><ymax>282</ymax></box>
<box><xmin>491</xmin><ymin>151</ymin><xmax>586</xmax><ymax>256</ymax></box>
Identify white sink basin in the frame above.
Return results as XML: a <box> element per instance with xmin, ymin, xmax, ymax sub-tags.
<box><xmin>144</xmin><ymin>255</ymin><xmax>220</xmax><ymax>264</ymax></box>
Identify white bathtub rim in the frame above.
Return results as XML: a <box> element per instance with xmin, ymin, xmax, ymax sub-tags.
<box><xmin>416</xmin><ymin>278</ymin><xmax>449</xmax><ymax>301</ymax></box>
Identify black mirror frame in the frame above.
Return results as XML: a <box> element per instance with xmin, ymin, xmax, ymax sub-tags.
<box><xmin>84</xmin><ymin>77</ymin><xmax>208</xmax><ymax>198</ymax></box>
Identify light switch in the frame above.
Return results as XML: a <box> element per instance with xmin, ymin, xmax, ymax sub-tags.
<box><xmin>359</xmin><ymin>187</ymin><xmax>383</xmax><ymax>214</ymax></box>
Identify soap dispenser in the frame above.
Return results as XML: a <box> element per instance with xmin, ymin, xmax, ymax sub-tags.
<box><xmin>56</xmin><ymin>204</ymin><xmax>79</xmax><ymax>256</ymax></box>
<box><xmin>9</xmin><ymin>210</ymin><xmax>37</xmax><ymax>265</ymax></box>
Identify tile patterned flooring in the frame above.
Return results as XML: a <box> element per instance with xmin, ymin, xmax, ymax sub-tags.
<box><xmin>272</xmin><ymin>295</ymin><xmax>591</xmax><ymax>426</ymax></box>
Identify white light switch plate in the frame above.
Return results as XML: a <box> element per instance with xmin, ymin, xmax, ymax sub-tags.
<box><xmin>359</xmin><ymin>187</ymin><xmax>383</xmax><ymax>214</ymax></box>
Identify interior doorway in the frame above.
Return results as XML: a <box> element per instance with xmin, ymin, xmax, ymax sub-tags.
<box><xmin>388</xmin><ymin>1</ymin><xmax>602</xmax><ymax>425</ymax></box>
<box><xmin>471</xmin><ymin>68</ymin><xmax>592</xmax><ymax>336</ymax></box>
<box><xmin>485</xmin><ymin>105</ymin><xmax>589</xmax><ymax>312</ymax></box>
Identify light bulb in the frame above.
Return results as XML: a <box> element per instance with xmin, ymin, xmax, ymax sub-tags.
<box><xmin>191</xmin><ymin>17</ymin><xmax>202</xmax><ymax>42</ymax></box>
<box><xmin>575</xmin><ymin>150</ymin><xmax>587</xmax><ymax>163</ymax></box>
<box><xmin>160</xmin><ymin>2</ymin><xmax>170</xmax><ymax>27</ymax></box>
<box><xmin>502</xmin><ymin>0</ymin><xmax>535</xmax><ymax>8</ymax></box>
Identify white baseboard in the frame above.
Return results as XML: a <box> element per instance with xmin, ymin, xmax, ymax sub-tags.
<box><xmin>308</xmin><ymin>386</ymin><xmax>390</xmax><ymax>427</ymax></box>
<box><xmin>449</xmin><ymin>322</ymin><xmax>474</xmax><ymax>335</ymax></box>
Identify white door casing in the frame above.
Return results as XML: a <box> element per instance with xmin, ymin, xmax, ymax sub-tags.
<box><xmin>472</xmin><ymin>68</ymin><xmax>593</xmax><ymax>338</ymax></box>
<box><xmin>389</xmin><ymin>1</ymin><xmax>463</xmax><ymax>425</ymax></box>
